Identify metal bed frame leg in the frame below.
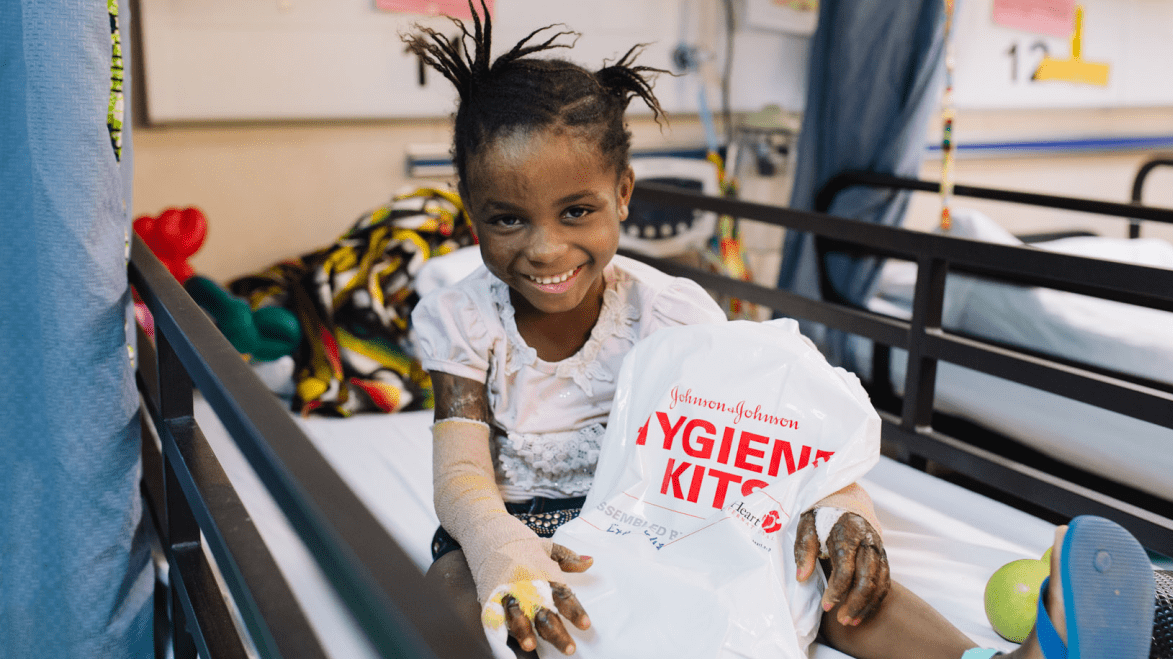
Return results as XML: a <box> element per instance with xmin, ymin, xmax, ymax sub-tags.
<box><xmin>166</xmin><ymin>458</ymin><xmax>200</xmax><ymax>659</ymax></box>
<box><xmin>153</xmin><ymin>575</ymin><xmax>169</xmax><ymax>659</ymax></box>
<box><xmin>157</xmin><ymin>328</ymin><xmax>200</xmax><ymax>659</ymax></box>
<box><xmin>897</xmin><ymin>255</ymin><xmax>949</xmax><ymax>472</ymax></box>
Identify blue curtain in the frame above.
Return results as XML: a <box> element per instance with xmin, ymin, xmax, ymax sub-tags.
<box><xmin>1</xmin><ymin>1</ymin><xmax>152</xmax><ymax>656</ymax></box>
<box><xmin>776</xmin><ymin>0</ymin><xmax>947</xmax><ymax>368</ymax></box>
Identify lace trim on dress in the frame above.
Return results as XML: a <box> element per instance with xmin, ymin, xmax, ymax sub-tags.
<box><xmin>554</xmin><ymin>287</ymin><xmax>639</xmax><ymax>395</ymax></box>
<box><xmin>494</xmin><ymin>424</ymin><xmax>605</xmax><ymax>497</ymax></box>
<box><xmin>489</xmin><ymin>274</ymin><xmax>640</xmax><ymax>396</ymax></box>
<box><xmin>491</xmin><ymin>278</ymin><xmax>538</xmax><ymax>376</ymax></box>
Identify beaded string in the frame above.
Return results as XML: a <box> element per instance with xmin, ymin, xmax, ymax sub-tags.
<box><xmin>704</xmin><ymin>151</ymin><xmax>758</xmax><ymax>320</ymax></box>
<box><xmin>940</xmin><ymin>0</ymin><xmax>957</xmax><ymax>231</ymax></box>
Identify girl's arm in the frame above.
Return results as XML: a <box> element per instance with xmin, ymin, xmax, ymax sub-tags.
<box><xmin>432</xmin><ymin>369</ymin><xmax>492</xmax><ymax>423</ymax></box>
<box><xmin>430</xmin><ymin>371</ymin><xmax>591</xmax><ymax>655</ymax></box>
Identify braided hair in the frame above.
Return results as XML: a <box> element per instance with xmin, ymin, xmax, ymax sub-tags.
<box><xmin>404</xmin><ymin>0</ymin><xmax>667</xmax><ymax>196</ymax></box>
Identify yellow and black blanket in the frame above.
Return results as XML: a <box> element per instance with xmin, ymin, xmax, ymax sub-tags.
<box><xmin>230</xmin><ymin>187</ymin><xmax>474</xmax><ymax>416</ymax></box>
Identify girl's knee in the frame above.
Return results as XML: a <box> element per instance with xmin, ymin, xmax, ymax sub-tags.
<box><xmin>427</xmin><ymin>550</ymin><xmax>484</xmax><ymax>635</ymax></box>
<box><xmin>428</xmin><ymin>549</ymin><xmax>474</xmax><ymax>590</ymax></box>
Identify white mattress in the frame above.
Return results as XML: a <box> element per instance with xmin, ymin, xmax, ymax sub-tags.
<box><xmin>853</xmin><ymin>211</ymin><xmax>1173</xmax><ymax>503</ymax></box>
<box><xmin>195</xmin><ymin>398</ymin><xmax>1065</xmax><ymax>659</ymax></box>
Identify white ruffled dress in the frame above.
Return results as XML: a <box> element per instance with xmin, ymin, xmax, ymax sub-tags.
<box><xmin>411</xmin><ymin>254</ymin><xmax>727</xmax><ymax>502</ymax></box>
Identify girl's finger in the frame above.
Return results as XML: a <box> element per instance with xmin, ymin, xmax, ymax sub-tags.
<box><xmin>503</xmin><ymin>594</ymin><xmax>538</xmax><ymax>652</ymax></box>
<box><xmin>821</xmin><ymin>541</ymin><xmax>858</xmax><ymax>613</ymax></box>
<box><xmin>550</xmin><ymin>543</ymin><xmax>594</xmax><ymax>573</ymax></box>
<box><xmin>794</xmin><ymin>510</ymin><xmax>820</xmax><ymax>581</ymax></box>
<box><xmin>551</xmin><ymin>581</ymin><xmax>591</xmax><ymax>630</ymax></box>
<box><xmin>848</xmin><ymin>547</ymin><xmax>891</xmax><ymax>625</ymax></box>
<box><xmin>840</xmin><ymin>544</ymin><xmax>884</xmax><ymax>625</ymax></box>
<box><xmin>533</xmin><ymin>607</ymin><xmax>576</xmax><ymax>655</ymax></box>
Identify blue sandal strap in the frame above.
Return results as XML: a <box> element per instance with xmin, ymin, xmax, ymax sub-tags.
<box><xmin>1035</xmin><ymin>577</ymin><xmax>1067</xmax><ymax>659</ymax></box>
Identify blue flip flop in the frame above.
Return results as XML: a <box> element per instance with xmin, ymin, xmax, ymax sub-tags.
<box><xmin>1034</xmin><ymin>515</ymin><xmax>1155</xmax><ymax>659</ymax></box>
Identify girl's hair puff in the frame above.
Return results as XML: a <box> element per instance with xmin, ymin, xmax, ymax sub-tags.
<box><xmin>404</xmin><ymin>0</ymin><xmax>667</xmax><ymax>195</ymax></box>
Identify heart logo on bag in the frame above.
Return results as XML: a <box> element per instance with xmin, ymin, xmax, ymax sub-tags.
<box><xmin>762</xmin><ymin>509</ymin><xmax>783</xmax><ymax>534</ymax></box>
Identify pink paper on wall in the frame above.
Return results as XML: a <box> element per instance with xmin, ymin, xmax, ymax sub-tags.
<box><xmin>376</xmin><ymin>0</ymin><xmax>494</xmax><ymax>20</ymax></box>
<box><xmin>992</xmin><ymin>0</ymin><xmax>1076</xmax><ymax>37</ymax></box>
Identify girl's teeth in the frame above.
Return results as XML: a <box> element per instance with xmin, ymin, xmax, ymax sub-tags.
<box><xmin>532</xmin><ymin>269</ymin><xmax>574</xmax><ymax>285</ymax></box>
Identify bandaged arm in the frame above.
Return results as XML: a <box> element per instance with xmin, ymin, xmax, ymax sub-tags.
<box><xmin>432</xmin><ymin>417</ymin><xmax>561</xmax><ymax>621</ymax></box>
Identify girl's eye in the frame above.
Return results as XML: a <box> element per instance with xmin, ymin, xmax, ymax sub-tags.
<box><xmin>563</xmin><ymin>206</ymin><xmax>590</xmax><ymax>220</ymax></box>
<box><xmin>487</xmin><ymin>215</ymin><xmax>523</xmax><ymax>228</ymax></box>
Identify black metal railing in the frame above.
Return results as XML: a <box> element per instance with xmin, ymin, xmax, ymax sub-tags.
<box><xmin>628</xmin><ymin>181</ymin><xmax>1173</xmax><ymax>556</ymax></box>
<box><xmin>1132</xmin><ymin>157</ymin><xmax>1173</xmax><ymax>238</ymax></box>
<box><xmin>131</xmin><ymin>235</ymin><xmax>492</xmax><ymax>659</ymax></box>
<box><xmin>816</xmin><ymin>170</ymin><xmax>1173</xmax><ymax>230</ymax></box>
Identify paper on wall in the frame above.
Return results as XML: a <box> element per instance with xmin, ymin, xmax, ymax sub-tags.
<box><xmin>375</xmin><ymin>0</ymin><xmax>495</xmax><ymax>20</ymax></box>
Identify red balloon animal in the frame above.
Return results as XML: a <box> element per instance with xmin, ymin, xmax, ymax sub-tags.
<box><xmin>133</xmin><ymin>206</ymin><xmax>208</xmax><ymax>283</ymax></box>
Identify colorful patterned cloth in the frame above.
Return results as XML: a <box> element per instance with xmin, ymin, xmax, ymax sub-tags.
<box><xmin>230</xmin><ymin>187</ymin><xmax>475</xmax><ymax>416</ymax></box>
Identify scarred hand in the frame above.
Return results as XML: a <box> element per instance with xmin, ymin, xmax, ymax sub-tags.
<box><xmin>503</xmin><ymin>544</ymin><xmax>593</xmax><ymax>655</ymax></box>
<box><xmin>794</xmin><ymin>509</ymin><xmax>890</xmax><ymax>627</ymax></box>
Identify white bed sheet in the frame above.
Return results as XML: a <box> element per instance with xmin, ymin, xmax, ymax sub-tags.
<box><xmin>852</xmin><ymin>210</ymin><xmax>1173</xmax><ymax>503</ymax></box>
<box><xmin>195</xmin><ymin>397</ymin><xmax>1064</xmax><ymax>659</ymax></box>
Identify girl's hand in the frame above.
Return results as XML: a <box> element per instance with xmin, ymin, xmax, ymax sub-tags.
<box><xmin>794</xmin><ymin>509</ymin><xmax>890</xmax><ymax>627</ymax></box>
<box><xmin>502</xmin><ymin>544</ymin><xmax>593</xmax><ymax>655</ymax></box>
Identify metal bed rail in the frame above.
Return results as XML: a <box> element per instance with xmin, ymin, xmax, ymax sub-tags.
<box><xmin>627</xmin><ymin>181</ymin><xmax>1173</xmax><ymax>557</ymax></box>
<box><xmin>131</xmin><ymin>235</ymin><xmax>493</xmax><ymax>659</ymax></box>
<box><xmin>1133</xmin><ymin>157</ymin><xmax>1173</xmax><ymax>238</ymax></box>
<box><xmin>810</xmin><ymin>170</ymin><xmax>1173</xmax><ymax>307</ymax></box>
<box><xmin>816</xmin><ymin>170</ymin><xmax>1173</xmax><ymax>233</ymax></box>
<box><xmin>811</xmin><ymin>170</ymin><xmax>1173</xmax><ymax>401</ymax></box>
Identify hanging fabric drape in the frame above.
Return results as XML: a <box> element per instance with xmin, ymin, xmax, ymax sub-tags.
<box><xmin>1</xmin><ymin>1</ymin><xmax>153</xmax><ymax>656</ymax></box>
<box><xmin>776</xmin><ymin>0</ymin><xmax>948</xmax><ymax>369</ymax></box>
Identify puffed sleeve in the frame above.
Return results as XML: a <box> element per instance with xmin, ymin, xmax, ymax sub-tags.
<box><xmin>411</xmin><ymin>284</ymin><xmax>493</xmax><ymax>382</ymax></box>
<box><xmin>644</xmin><ymin>276</ymin><xmax>728</xmax><ymax>336</ymax></box>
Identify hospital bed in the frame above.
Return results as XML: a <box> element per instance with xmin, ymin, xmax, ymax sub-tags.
<box><xmin>807</xmin><ymin>167</ymin><xmax>1173</xmax><ymax>521</ymax></box>
<box><xmin>131</xmin><ymin>173</ymin><xmax>1173</xmax><ymax>658</ymax></box>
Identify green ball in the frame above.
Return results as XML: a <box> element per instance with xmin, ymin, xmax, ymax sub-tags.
<box><xmin>984</xmin><ymin>558</ymin><xmax>1050</xmax><ymax>643</ymax></box>
<box><xmin>1041</xmin><ymin>546</ymin><xmax>1052</xmax><ymax>564</ymax></box>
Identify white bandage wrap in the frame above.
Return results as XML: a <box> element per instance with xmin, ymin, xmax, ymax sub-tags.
<box><xmin>431</xmin><ymin>418</ymin><xmax>561</xmax><ymax>654</ymax></box>
<box><xmin>811</xmin><ymin>482</ymin><xmax>883</xmax><ymax>557</ymax></box>
<box><xmin>481</xmin><ymin>580</ymin><xmax>557</xmax><ymax>658</ymax></box>
<box><xmin>815</xmin><ymin>506</ymin><xmax>848</xmax><ymax>558</ymax></box>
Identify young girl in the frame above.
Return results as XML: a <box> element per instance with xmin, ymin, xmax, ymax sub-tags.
<box><xmin>406</xmin><ymin>4</ymin><xmax>1156</xmax><ymax>659</ymax></box>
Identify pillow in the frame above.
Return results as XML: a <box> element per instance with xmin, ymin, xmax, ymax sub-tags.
<box><xmin>935</xmin><ymin>207</ymin><xmax>1022</xmax><ymax>245</ymax></box>
<box><xmin>874</xmin><ymin>208</ymin><xmax>1021</xmax><ymax>306</ymax></box>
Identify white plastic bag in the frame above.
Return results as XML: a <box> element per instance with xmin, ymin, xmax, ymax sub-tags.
<box><xmin>547</xmin><ymin>319</ymin><xmax>881</xmax><ymax>659</ymax></box>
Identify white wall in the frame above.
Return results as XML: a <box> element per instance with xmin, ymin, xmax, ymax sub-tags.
<box><xmin>131</xmin><ymin>0</ymin><xmax>1173</xmax><ymax>285</ymax></box>
<box><xmin>131</xmin><ymin>107</ymin><xmax>1173</xmax><ymax>285</ymax></box>
<box><xmin>132</xmin><ymin>115</ymin><xmax>715</xmax><ymax>282</ymax></box>
<box><xmin>905</xmin><ymin>107</ymin><xmax>1173</xmax><ymax>243</ymax></box>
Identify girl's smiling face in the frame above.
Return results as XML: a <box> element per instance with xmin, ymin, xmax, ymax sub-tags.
<box><xmin>465</xmin><ymin>128</ymin><xmax>633</xmax><ymax>319</ymax></box>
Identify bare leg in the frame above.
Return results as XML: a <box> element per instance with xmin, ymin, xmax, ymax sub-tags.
<box><xmin>425</xmin><ymin>550</ymin><xmax>482</xmax><ymax>634</ymax></box>
<box><xmin>819</xmin><ymin>579</ymin><xmax>977</xmax><ymax>659</ymax></box>
<box><xmin>823</xmin><ymin>526</ymin><xmax>1071</xmax><ymax>659</ymax></box>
